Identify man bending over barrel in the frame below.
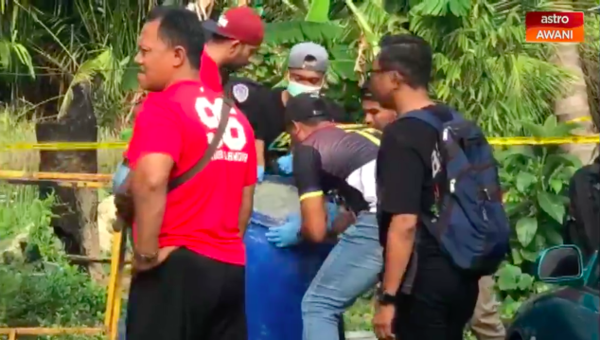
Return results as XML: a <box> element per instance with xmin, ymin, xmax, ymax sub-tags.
<box><xmin>265</xmin><ymin>93</ymin><xmax>382</xmax><ymax>340</ymax></box>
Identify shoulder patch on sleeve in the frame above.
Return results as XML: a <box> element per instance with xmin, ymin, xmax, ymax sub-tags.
<box><xmin>232</xmin><ymin>84</ymin><xmax>249</xmax><ymax>103</ymax></box>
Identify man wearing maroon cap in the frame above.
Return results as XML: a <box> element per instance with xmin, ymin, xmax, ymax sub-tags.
<box><xmin>200</xmin><ymin>6</ymin><xmax>264</xmax><ymax>93</ymax></box>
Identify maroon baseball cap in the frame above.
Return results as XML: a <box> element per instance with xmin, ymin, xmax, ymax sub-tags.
<box><xmin>203</xmin><ymin>7</ymin><xmax>264</xmax><ymax>46</ymax></box>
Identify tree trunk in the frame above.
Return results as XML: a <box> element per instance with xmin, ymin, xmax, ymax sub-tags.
<box><xmin>552</xmin><ymin>42</ymin><xmax>597</xmax><ymax>164</ymax></box>
<box><xmin>35</xmin><ymin>83</ymin><xmax>104</xmax><ymax>282</ymax></box>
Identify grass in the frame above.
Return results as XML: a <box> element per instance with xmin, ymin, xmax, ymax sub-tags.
<box><xmin>0</xmin><ymin>183</ymin><xmax>106</xmax><ymax>339</ymax></box>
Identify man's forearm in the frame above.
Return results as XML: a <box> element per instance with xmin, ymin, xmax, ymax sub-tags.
<box><xmin>238</xmin><ymin>185</ymin><xmax>255</xmax><ymax>237</ymax></box>
<box><xmin>382</xmin><ymin>220</ymin><xmax>416</xmax><ymax>294</ymax></box>
<box><xmin>255</xmin><ymin>140</ymin><xmax>265</xmax><ymax>167</ymax></box>
<box><xmin>238</xmin><ymin>202</ymin><xmax>252</xmax><ymax>237</ymax></box>
<box><xmin>132</xmin><ymin>183</ymin><xmax>166</xmax><ymax>253</ymax></box>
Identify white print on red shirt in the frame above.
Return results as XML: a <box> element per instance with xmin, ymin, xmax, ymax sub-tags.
<box><xmin>211</xmin><ymin>149</ymin><xmax>249</xmax><ymax>162</ymax></box>
<box><xmin>195</xmin><ymin>95</ymin><xmax>249</xmax><ymax>161</ymax></box>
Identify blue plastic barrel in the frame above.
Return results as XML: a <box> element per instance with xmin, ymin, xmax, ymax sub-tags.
<box><xmin>245</xmin><ymin>177</ymin><xmax>335</xmax><ymax>340</ymax></box>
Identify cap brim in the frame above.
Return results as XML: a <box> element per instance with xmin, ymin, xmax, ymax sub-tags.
<box><xmin>288</xmin><ymin>66</ymin><xmax>327</xmax><ymax>73</ymax></box>
<box><xmin>202</xmin><ymin>20</ymin><xmax>235</xmax><ymax>39</ymax></box>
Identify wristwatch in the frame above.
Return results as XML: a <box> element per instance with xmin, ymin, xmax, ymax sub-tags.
<box><xmin>377</xmin><ymin>290</ymin><xmax>396</xmax><ymax>306</ymax></box>
<box><xmin>134</xmin><ymin>250</ymin><xmax>158</xmax><ymax>264</ymax></box>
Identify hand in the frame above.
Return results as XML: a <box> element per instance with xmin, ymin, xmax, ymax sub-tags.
<box><xmin>373</xmin><ymin>304</ymin><xmax>396</xmax><ymax>340</ymax></box>
<box><xmin>326</xmin><ymin>202</ymin><xmax>339</xmax><ymax>230</ymax></box>
<box><xmin>114</xmin><ymin>192</ymin><xmax>134</xmax><ymax>226</ymax></box>
<box><xmin>331</xmin><ymin>209</ymin><xmax>356</xmax><ymax>235</ymax></box>
<box><xmin>112</xmin><ymin>162</ymin><xmax>131</xmax><ymax>194</ymax></box>
<box><xmin>265</xmin><ymin>213</ymin><xmax>302</xmax><ymax>247</ymax></box>
<box><xmin>257</xmin><ymin>165</ymin><xmax>265</xmax><ymax>183</ymax></box>
<box><xmin>277</xmin><ymin>154</ymin><xmax>294</xmax><ymax>175</ymax></box>
<box><xmin>133</xmin><ymin>246</ymin><xmax>178</xmax><ymax>274</ymax></box>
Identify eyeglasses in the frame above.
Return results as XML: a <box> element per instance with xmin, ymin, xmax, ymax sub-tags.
<box><xmin>366</xmin><ymin>69</ymin><xmax>388</xmax><ymax>78</ymax></box>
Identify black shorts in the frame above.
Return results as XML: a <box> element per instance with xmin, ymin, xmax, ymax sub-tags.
<box><xmin>126</xmin><ymin>247</ymin><xmax>246</xmax><ymax>340</ymax></box>
<box><xmin>394</xmin><ymin>252</ymin><xmax>480</xmax><ymax>340</ymax></box>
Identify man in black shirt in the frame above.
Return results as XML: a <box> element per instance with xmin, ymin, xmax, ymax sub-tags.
<box><xmin>226</xmin><ymin>42</ymin><xmax>348</xmax><ymax>179</ymax></box>
<box><xmin>274</xmin><ymin>93</ymin><xmax>382</xmax><ymax>340</ymax></box>
<box><xmin>369</xmin><ymin>34</ymin><xmax>479</xmax><ymax>340</ymax></box>
<box><xmin>362</xmin><ymin>64</ymin><xmax>506</xmax><ymax>340</ymax></box>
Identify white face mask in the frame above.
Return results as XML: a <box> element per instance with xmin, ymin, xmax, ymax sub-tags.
<box><xmin>287</xmin><ymin>81</ymin><xmax>322</xmax><ymax>96</ymax></box>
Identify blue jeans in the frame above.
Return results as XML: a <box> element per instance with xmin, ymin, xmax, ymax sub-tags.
<box><xmin>301</xmin><ymin>213</ymin><xmax>382</xmax><ymax>340</ymax></box>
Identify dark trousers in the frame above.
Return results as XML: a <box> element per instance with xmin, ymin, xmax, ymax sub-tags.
<box><xmin>394</xmin><ymin>254</ymin><xmax>480</xmax><ymax>340</ymax></box>
<box><xmin>126</xmin><ymin>248</ymin><xmax>246</xmax><ymax>340</ymax></box>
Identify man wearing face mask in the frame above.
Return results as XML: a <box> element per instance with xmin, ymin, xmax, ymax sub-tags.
<box><xmin>231</xmin><ymin>42</ymin><xmax>349</xmax><ymax>181</ymax></box>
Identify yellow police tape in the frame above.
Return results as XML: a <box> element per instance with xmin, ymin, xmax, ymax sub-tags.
<box><xmin>569</xmin><ymin>116</ymin><xmax>592</xmax><ymax>123</ymax></box>
<box><xmin>0</xmin><ymin>135</ymin><xmax>598</xmax><ymax>151</ymax></box>
<box><xmin>0</xmin><ymin>141</ymin><xmax>127</xmax><ymax>151</ymax></box>
<box><xmin>487</xmin><ymin>135</ymin><xmax>599</xmax><ymax>146</ymax></box>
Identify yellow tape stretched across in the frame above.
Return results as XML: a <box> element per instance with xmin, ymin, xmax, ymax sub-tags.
<box><xmin>0</xmin><ymin>135</ymin><xmax>599</xmax><ymax>151</ymax></box>
<box><xmin>487</xmin><ymin>135</ymin><xmax>599</xmax><ymax>146</ymax></box>
<box><xmin>569</xmin><ymin>116</ymin><xmax>592</xmax><ymax>123</ymax></box>
<box><xmin>0</xmin><ymin>141</ymin><xmax>127</xmax><ymax>151</ymax></box>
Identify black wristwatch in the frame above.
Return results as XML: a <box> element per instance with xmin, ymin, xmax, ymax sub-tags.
<box><xmin>377</xmin><ymin>291</ymin><xmax>396</xmax><ymax>306</ymax></box>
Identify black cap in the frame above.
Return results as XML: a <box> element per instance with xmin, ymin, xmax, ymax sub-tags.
<box><xmin>360</xmin><ymin>82</ymin><xmax>374</xmax><ymax>100</ymax></box>
<box><xmin>284</xmin><ymin>93</ymin><xmax>333</xmax><ymax>125</ymax></box>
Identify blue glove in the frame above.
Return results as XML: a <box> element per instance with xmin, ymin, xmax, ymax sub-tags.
<box><xmin>265</xmin><ymin>213</ymin><xmax>302</xmax><ymax>248</ymax></box>
<box><xmin>257</xmin><ymin>165</ymin><xmax>265</xmax><ymax>183</ymax></box>
<box><xmin>277</xmin><ymin>154</ymin><xmax>294</xmax><ymax>175</ymax></box>
<box><xmin>112</xmin><ymin>161</ymin><xmax>131</xmax><ymax>194</ymax></box>
<box><xmin>326</xmin><ymin>202</ymin><xmax>339</xmax><ymax>230</ymax></box>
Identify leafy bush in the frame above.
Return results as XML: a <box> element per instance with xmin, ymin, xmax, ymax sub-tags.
<box><xmin>494</xmin><ymin>117</ymin><xmax>582</xmax><ymax>318</ymax></box>
<box><xmin>0</xmin><ymin>187</ymin><xmax>105</xmax><ymax>340</ymax></box>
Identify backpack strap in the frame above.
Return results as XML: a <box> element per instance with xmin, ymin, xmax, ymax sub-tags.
<box><xmin>400</xmin><ymin>107</ymin><xmax>463</xmax><ymax>131</ymax></box>
<box><xmin>167</xmin><ymin>96</ymin><xmax>233</xmax><ymax>192</ymax></box>
<box><xmin>401</xmin><ymin>109</ymin><xmax>444</xmax><ymax>132</ymax></box>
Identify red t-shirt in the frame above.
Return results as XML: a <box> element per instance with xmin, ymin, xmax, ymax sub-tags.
<box><xmin>199</xmin><ymin>50</ymin><xmax>223</xmax><ymax>93</ymax></box>
<box><xmin>127</xmin><ymin>80</ymin><xmax>257</xmax><ymax>265</ymax></box>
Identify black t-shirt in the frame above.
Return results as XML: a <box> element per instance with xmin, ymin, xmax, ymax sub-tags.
<box><xmin>225</xmin><ymin>78</ymin><xmax>349</xmax><ymax>169</ymax></box>
<box><xmin>293</xmin><ymin>125</ymin><xmax>381</xmax><ymax>213</ymax></box>
<box><xmin>376</xmin><ymin>105</ymin><xmax>453</xmax><ymax>293</ymax></box>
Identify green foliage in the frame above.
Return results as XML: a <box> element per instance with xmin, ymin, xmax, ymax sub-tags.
<box><xmin>494</xmin><ymin>117</ymin><xmax>583</xmax><ymax>319</ymax></box>
<box><xmin>411</xmin><ymin>0</ymin><xmax>569</xmax><ymax>136</ymax></box>
<box><xmin>580</xmin><ymin>13</ymin><xmax>600</xmax><ymax>129</ymax></box>
<box><xmin>120</xmin><ymin>128</ymin><xmax>133</xmax><ymax>142</ymax></box>
<box><xmin>411</xmin><ymin>0</ymin><xmax>471</xmax><ymax>16</ymax></box>
<box><xmin>305</xmin><ymin>0</ymin><xmax>331</xmax><ymax>22</ymax></box>
<box><xmin>344</xmin><ymin>294</ymin><xmax>374</xmax><ymax>331</ymax></box>
<box><xmin>0</xmin><ymin>187</ymin><xmax>105</xmax><ymax>339</ymax></box>
<box><xmin>0</xmin><ymin>185</ymin><xmax>52</xmax><ymax>240</ymax></box>
<box><xmin>498</xmin><ymin>116</ymin><xmax>581</xmax><ymax>258</ymax></box>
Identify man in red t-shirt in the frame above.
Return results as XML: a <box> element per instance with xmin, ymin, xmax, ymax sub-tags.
<box><xmin>121</xmin><ymin>7</ymin><xmax>256</xmax><ymax>340</ymax></box>
<box><xmin>200</xmin><ymin>6</ymin><xmax>264</xmax><ymax>93</ymax></box>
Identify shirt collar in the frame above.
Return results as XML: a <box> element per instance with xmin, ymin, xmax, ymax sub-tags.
<box><xmin>199</xmin><ymin>49</ymin><xmax>223</xmax><ymax>93</ymax></box>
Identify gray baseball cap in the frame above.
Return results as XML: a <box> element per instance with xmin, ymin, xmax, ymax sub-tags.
<box><xmin>288</xmin><ymin>42</ymin><xmax>329</xmax><ymax>72</ymax></box>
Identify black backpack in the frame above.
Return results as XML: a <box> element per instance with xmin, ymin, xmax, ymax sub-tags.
<box><xmin>564</xmin><ymin>155</ymin><xmax>600</xmax><ymax>260</ymax></box>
